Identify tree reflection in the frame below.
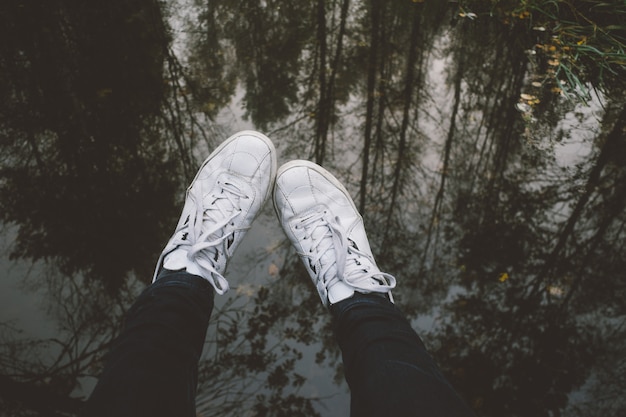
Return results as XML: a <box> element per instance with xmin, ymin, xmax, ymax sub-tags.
<box><xmin>1</xmin><ymin>0</ymin><xmax>624</xmax><ymax>416</ymax></box>
<box><xmin>186</xmin><ymin>0</ymin><xmax>315</xmax><ymax>129</ymax></box>
<box><xmin>0</xmin><ymin>268</ymin><xmax>132</xmax><ymax>415</ymax></box>
<box><xmin>195</xmin><ymin>258</ymin><xmax>328</xmax><ymax>416</ymax></box>
<box><xmin>0</xmin><ymin>0</ymin><xmax>182</xmax><ymax>290</ymax></box>
<box><xmin>0</xmin><ymin>0</ymin><xmax>323</xmax><ymax>415</ymax></box>
<box><xmin>427</xmin><ymin>60</ymin><xmax>626</xmax><ymax>417</ymax></box>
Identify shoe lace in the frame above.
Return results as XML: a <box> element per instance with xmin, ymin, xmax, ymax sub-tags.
<box><xmin>296</xmin><ymin>209</ymin><xmax>395</xmax><ymax>294</ymax></box>
<box><xmin>174</xmin><ymin>180</ymin><xmax>249</xmax><ymax>294</ymax></box>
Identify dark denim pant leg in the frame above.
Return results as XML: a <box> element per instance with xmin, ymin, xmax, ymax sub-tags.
<box><xmin>80</xmin><ymin>270</ymin><xmax>214</xmax><ymax>417</ymax></box>
<box><xmin>331</xmin><ymin>293</ymin><xmax>474</xmax><ymax>417</ymax></box>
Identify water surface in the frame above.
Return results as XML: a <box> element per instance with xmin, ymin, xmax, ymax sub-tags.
<box><xmin>1</xmin><ymin>1</ymin><xmax>625</xmax><ymax>416</ymax></box>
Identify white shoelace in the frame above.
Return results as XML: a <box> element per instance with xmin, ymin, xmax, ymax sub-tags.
<box><xmin>295</xmin><ymin>209</ymin><xmax>396</xmax><ymax>294</ymax></box>
<box><xmin>173</xmin><ymin>180</ymin><xmax>249</xmax><ymax>294</ymax></box>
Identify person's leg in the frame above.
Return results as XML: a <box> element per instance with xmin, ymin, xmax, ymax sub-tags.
<box><xmin>81</xmin><ymin>131</ymin><xmax>277</xmax><ymax>417</ymax></box>
<box><xmin>331</xmin><ymin>293</ymin><xmax>474</xmax><ymax>417</ymax></box>
<box><xmin>80</xmin><ymin>270</ymin><xmax>214</xmax><ymax>417</ymax></box>
<box><xmin>273</xmin><ymin>160</ymin><xmax>474</xmax><ymax>417</ymax></box>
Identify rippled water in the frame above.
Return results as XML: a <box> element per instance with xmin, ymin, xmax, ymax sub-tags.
<box><xmin>1</xmin><ymin>1</ymin><xmax>625</xmax><ymax>416</ymax></box>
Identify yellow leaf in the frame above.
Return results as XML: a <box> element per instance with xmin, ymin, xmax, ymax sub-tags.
<box><xmin>96</xmin><ymin>88</ymin><xmax>113</xmax><ymax>98</ymax></box>
<box><xmin>547</xmin><ymin>285</ymin><xmax>564</xmax><ymax>296</ymax></box>
<box><xmin>498</xmin><ymin>272</ymin><xmax>509</xmax><ymax>283</ymax></box>
<box><xmin>268</xmin><ymin>263</ymin><xmax>279</xmax><ymax>277</ymax></box>
<box><xmin>236</xmin><ymin>284</ymin><xmax>256</xmax><ymax>297</ymax></box>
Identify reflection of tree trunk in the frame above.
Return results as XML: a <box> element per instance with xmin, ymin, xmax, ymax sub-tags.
<box><xmin>477</xmin><ymin>57</ymin><xmax>526</xmax><ymax>226</ymax></box>
<box><xmin>467</xmin><ymin>76</ymin><xmax>499</xmax><ymax>192</ymax></box>
<box><xmin>560</xmin><ymin>176</ymin><xmax>626</xmax><ymax>310</ymax></box>
<box><xmin>26</xmin><ymin>130</ymin><xmax>46</xmax><ymax>173</ymax></box>
<box><xmin>421</xmin><ymin>40</ymin><xmax>465</xmax><ymax>264</ymax></box>
<box><xmin>328</xmin><ymin>0</ymin><xmax>350</xmax><ymax>97</ymax></box>
<box><xmin>164</xmin><ymin>51</ymin><xmax>197</xmax><ymax>180</ymax></box>
<box><xmin>314</xmin><ymin>0</ymin><xmax>327</xmax><ymax>164</ymax></box>
<box><xmin>491</xmin><ymin>71</ymin><xmax>524</xmax><ymax>187</ymax></box>
<box><xmin>468</xmin><ymin>43</ymin><xmax>524</xmax><ymax>198</ymax></box>
<box><xmin>382</xmin><ymin>6</ymin><xmax>421</xmax><ymax>244</ymax></box>
<box><xmin>366</xmin><ymin>4</ymin><xmax>390</xmax><ymax>215</ymax></box>
<box><xmin>535</xmin><ymin>104</ymin><xmax>626</xmax><ymax>295</ymax></box>
<box><xmin>314</xmin><ymin>0</ymin><xmax>349</xmax><ymax>165</ymax></box>
<box><xmin>360</xmin><ymin>0</ymin><xmax>380</xmax><ymax>213</ymax></box>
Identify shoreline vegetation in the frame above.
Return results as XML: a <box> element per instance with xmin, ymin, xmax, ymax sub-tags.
<box><xmin>457</xmin><ymin>0</ymin><xmax>626</xmax><ymax>102</ymax></box>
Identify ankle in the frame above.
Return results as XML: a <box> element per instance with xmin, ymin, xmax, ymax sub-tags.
<box><xmin>329</xmin><ymin>291</ymin><xmax>394</xmax><ymax>317</ymax></box>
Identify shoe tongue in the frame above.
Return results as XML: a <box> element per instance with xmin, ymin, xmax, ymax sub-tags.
<box><xmin>188</xmin><ymin>177</ymin><xmax>244</xmax><ymax>260</ymax></box>
<box><xmin>320</xmin><ymin>249</ymin><xmax>338</xmax><ymax>281</ymax></box>
<box><xmin>200</xmin><ymin>176</ymin><xmax>245</xmax><ymax>233</ymax></box>
<box><xmin>311</xmin><ymin>223</ymin><xmax>329</xmax><ymax>243</ymax></box>
<box><xmin>207</xmin><ymin>183</ymin><xmax>239</xmax><ymax>215</ymax></box>
<box><xmin>327</xmin><ymin>281</ymin><xmax>355</xmax><ymax>304</ymax></box>
<box><xmin>163</xmin><ymin>248</ymin><xmax>188</xmax><ymax>270</ymax></box>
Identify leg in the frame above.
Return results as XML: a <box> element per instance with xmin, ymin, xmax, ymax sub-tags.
<box><xmin>332</xmin><ymin>293</ymin><xmax>474</xmax><ymax>417</ymax></box>
<box><xmin>82</xmin><ymin>131</ymin><xmax>277</xmax><ymax>417</ymax></box>
<box><xmin>273</xmin><ymin>161</ymin><xmax>474</xmax><ymax>417</ymax></box>
<box><xmin>81</xmin><ymin>271</ymin><xmax>214</xmax><ymax>417</ymax></box>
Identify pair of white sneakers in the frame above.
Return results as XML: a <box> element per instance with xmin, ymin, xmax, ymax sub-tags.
<box><xmin>153</xmin><ymin>131</ymin><xmax>396</xmax><ymax>307</ymax></box>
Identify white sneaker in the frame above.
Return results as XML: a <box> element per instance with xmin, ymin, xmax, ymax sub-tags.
<box><xmin>153</xmin><ymin>131</ymin><xmax>277</xmax><ymax>294</ymax></box>
<box><xmin>273</xmin><ymin>160</ymin><xmax>395</xmax><ymax>307</ymax></box>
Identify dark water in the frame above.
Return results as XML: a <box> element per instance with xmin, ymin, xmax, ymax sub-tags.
<box><xmin>1</xmin><ymin>1</ymin><xmax>625</xmax><ymax>416</ymax></box>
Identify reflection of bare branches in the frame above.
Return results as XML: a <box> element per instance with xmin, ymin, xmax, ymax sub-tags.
<box><xmin>45</xmin><ymin>272</ymin><xmax>134</xmax><ymax>382</ymax></box>
<box><xmin>0</xmin><ymin>266</ymin><xmax>137</xmax><ymax>415</ymax></box>
<box><xmin>531</xmin><ymin>103</ymin><xmax>626</xmax><ymax>297</ymax></box>
<box><xmin>195</xmin><ymin>276</ymin><xmax>328</xmax><ymax>417</ymax></box>
<box><xmin>0</xmin><ymin>323</ymin><xmax>50</xmax><ymax>379</ymax></box>
<box><xmin>163</xmin><ymin>48</ymin><xmax>219</xmax><ymax>181</ymax></box>
<box><xmin>382</xmin><ymin>5</ymin><xmax>421</xmax><ymax>248</ymax></box>
<box><xmin>313</xmin><ymin>0</ymin><xmax>350</xmax><ymax>165</ymax></box>
<box><xmin>420</xmin><ymin>33</ymin><xmax>465</xmax><ymax>271</ymax></box>
<box><xmin>360</xmin><ymin>0</ymin><xmax>381</xmax><ymax>213</ymax></box>
<box><xmin>567</xmin><ymin>317</ymin><xmax>626</xmax><ymax>417</ymax></box>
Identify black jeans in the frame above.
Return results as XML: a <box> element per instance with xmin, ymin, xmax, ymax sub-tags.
<box><xmin>332</xmin><ymin>294</ymin><xmax>474</xmax><ymax>417</ymax></box>
<box><xmin>81</xmin><ymin>271</ymin><xmax>474</xmax><ymax>417</ymax></box>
